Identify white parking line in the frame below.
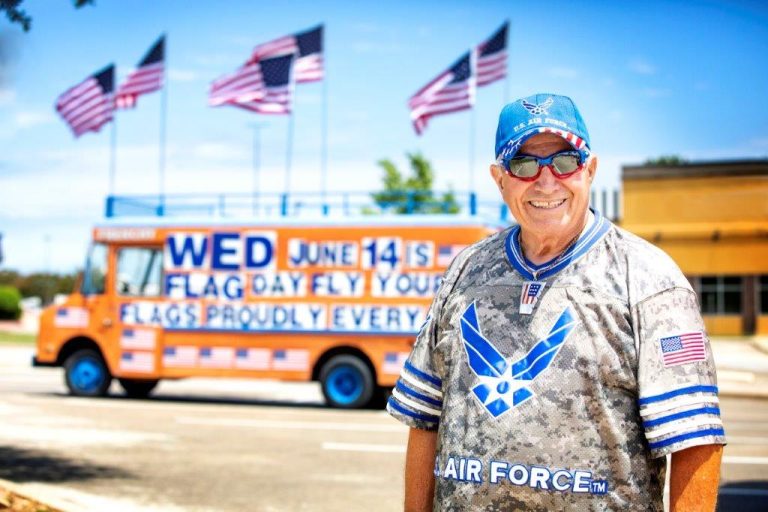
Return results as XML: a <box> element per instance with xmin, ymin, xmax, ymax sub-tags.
<box><xmin>722</xmin><ymin>456</ymin><xmax>768</xmax><ymax>465</ymax></box>
<box><xmin>176</xmin><ymin>416</ymin><xmax>406</xmax><ymax>432</ymax></box>
<box><xmin>322</xmin><ymin>442</ymin><xmax>406</xmax><ymax>453</ymax></box>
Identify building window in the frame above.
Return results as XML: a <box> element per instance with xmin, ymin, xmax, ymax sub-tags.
<box><xmin>760</xmin><ymin>275</ymin><xmax>768</xmax><ymax>314</ymax></box>
<box><xmin>699</xmin><ymin>276</ymin><xmax>742</xmax><ymax>315</ymax></box>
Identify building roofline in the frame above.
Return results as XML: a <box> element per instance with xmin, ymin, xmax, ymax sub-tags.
<box><xmin>622</xmin><ymin>159</ymin><xmax>768</xmax><ymax>180</ymax></box>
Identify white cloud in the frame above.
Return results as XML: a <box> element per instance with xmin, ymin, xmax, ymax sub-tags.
<box><xmin>547</xmin><ymin>67</ymin><xmax>580</xmax><ymax>79</ymax></box>
<box><xmin>0</xmin><ymin>88</ymin><xmax>16</xmax><ymax>107</ymax></box>
<box><xmin>628</xmin><ymin>59</ymin><xmax>656</xmax><ymax>75</ymax></box>
<box><xmin>168</xmin><ymin>68</ymin><xmax>200</xmax><ymax>82</ymax></box>
<box><xmin>15</xmin><ymin>110</ymin><xmax>56</xmax><ymax>129</ymax></box>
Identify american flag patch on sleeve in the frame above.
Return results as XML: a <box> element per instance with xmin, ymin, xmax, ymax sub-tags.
<box><xmin>658</xmin><ymin>332</ymin><xmax>707</xmax><ymax>367</ymax></box>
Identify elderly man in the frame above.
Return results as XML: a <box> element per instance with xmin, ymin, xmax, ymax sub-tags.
<box><xmin>387</xmin><ymin>93</ymin><xmax>725</xmax><ymax>511</ymax></box>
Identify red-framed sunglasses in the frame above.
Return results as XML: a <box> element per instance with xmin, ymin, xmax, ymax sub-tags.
<box><xmin>500</xmin><ymin>149</ymin><xmax>587</xmax><ymax>182</ymax></box>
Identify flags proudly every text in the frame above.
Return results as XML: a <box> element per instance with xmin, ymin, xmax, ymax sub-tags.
<box><xmin>55</xmin><ymin>64</ymin><xmax>115</xmax><ymax>138</ymax></box>
<box><xmin>115</xmin><ymin>35</ymin><xmax>165</xmax><ymax>109</ymax></box>
<box><xmin>409</xmin><ymin>51</ymin><xmax>475</xmax><ymax>135</ymax></box>
<box><xmin>476</xmin><ymin>22</ymin><xmax>508</xmax><ymax>87</ymax></box>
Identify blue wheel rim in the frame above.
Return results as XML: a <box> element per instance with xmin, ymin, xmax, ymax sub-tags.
<box><xmin>326</xmin><ymin>365</ymin><xmax>364</xmax><ymax>405</ymax></box>
<box><xmin>70</xmin><ymin>357</ymin><xmax>105</xmax><ymax>394</ymax></box>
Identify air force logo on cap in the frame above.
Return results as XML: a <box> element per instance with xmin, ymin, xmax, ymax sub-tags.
<box><xmin>522</xmin><ymin>97</ymin><xmax>554</xmax><ymax>116</ymax></box>
<box><xmin>495</xmin><ymin>93</ymin><xmax>591</xmax><ymax>162</ymax></box>
<box><xmin>460</xmin><ymin>301</ymin><xmax>577</xmax><ymax>418</ymax></box>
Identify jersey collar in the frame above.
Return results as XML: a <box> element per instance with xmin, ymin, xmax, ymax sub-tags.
<box><xmin>504</xmin><ymin>208</ymin><xmax>610</xmax><ymax>281</ymax></box>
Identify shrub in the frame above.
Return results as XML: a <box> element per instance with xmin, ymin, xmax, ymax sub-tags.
<box><xmin>0</xmin><ymin>285</ymin><xmax>22</xmax><ymax>320</ymax></box>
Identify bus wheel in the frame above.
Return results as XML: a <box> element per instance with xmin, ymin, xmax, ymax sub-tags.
<box><xmin>64</xmin><ymin>349</ymin><xmax>112</xmax><ymax>397</ymax></box>
<box><xmin>119</xmin><ymin>378</ymin><xmax>159</xmax><ymax>399</ymax></box>
<box><xmin>320</xmin><ymin>355</ymin><xmax>374</xmax><ymax>409</ymax></box>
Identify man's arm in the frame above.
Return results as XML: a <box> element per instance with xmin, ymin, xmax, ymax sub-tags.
<box><xmin>404</xmin><ymin>427</ymin><xmax>438</xmax><ymax>512</ymax></box>
<box><xmin>670</xmin><ymin>444</ymin><xmax>723</xmax><ymax>511</ymax></box>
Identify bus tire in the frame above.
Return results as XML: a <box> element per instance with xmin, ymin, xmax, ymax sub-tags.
<box><xmin>119</xmin><ymin>378</ymin><xmax>159</xmax><ymax>398</ymax></box>
<box><xmin>64</xmin><ymin>349</ymin><xmax>112</xmax><ymax>397</ymax></box>
<box><xmin>319</xmin><ymin>355</ymin><xmax>374</xmax><ymax>409</ymax></box>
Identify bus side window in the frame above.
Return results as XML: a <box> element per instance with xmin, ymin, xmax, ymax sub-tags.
<box><xmin>116</xmin><ymin>247</ymin><xmax>163</xmax><ymax>297</ymax></box>
<box><xmin>82</xmin><ymin>243</ymin><xmax>108</xmax><ymax>295</ymax></box>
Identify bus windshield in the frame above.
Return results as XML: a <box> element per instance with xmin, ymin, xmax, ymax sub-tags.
<box><xmin>82</xmin><ymin>242</ymin><xmax>108</xmax><ymax>295</ymax></box>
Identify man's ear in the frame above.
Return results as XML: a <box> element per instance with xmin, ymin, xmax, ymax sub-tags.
<box><xmin>490</xmin><ymin>164</ymin><xmax>504</xmax><ymax>192</ymax></box>
<box><xmin>587</xmin><ymin>154</ymin><xmax>599</xmax><ymax>182</ymax></box>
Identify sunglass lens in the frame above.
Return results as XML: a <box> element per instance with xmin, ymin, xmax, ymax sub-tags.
<box><xmin>508</xmin><ymin>158</ymin><xmax>539</xmax><ymax>178</ymax></box>
<box><xmin>552</xmin><ymin>154</ymin><xmax>581</xmax><ymax>175</ymax></box>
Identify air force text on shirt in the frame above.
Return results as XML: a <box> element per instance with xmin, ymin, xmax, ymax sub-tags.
<box><xmin>436</xmin><ymin>455</ymin><xmax>609</xmax><ymax>496</ymax></box>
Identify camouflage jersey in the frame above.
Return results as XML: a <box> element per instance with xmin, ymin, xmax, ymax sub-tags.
<box><xmin>387</xmin><ymin>210</ymin><xmax>726</xmax><ymax>511</ymax></box>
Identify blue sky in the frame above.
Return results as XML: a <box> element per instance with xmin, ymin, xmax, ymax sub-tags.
<box><xmin>1</xmin><ymin>0</ymin><xmax>767</xmax><ymax>272</ymax></box>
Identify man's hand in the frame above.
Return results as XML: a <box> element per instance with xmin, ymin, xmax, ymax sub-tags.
<box><xmin>670</xmin><ymin>444</ymin><xmax>723</xmax><ymax>511</ymax></box>
<box><xmin>404</xmin><ymin>427</ymin><xmax>438</xmax><ymax>512</ymax></box>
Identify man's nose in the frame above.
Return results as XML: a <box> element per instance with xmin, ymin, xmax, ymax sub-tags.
<box><xmin>533</xmin><ymin>165</ymin><xmax>560</xmax><ymax>190</ymax></box>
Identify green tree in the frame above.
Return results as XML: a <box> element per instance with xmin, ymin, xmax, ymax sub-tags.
<box><xmin>645</xmin><ymin>155</ymin><xmax>688</xmax><ymax>166</ymax></box>
<box><xmin>1</xmin><ymin>0</ymin><xmax>93</xmax><ymax>32</ymax></box>
<box><xmin>0</xmin><ymin>285</ymin><xmax>21</xmax><ymax>320</ymax></box>
<box><xmin>371</xmin><ymin>152</ymin><xmax>460</xmax><ymax>214</ymax></box>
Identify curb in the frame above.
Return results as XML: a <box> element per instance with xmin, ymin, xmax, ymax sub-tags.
<box><xmin>0</xmin><ymin>478</ymin><xmax>63</xmax><ymax>512</ymax></box>
<box><xmin>751</xmin><ymin>337</ymin><xmax>768</xmax><ymax>356</ymax></box>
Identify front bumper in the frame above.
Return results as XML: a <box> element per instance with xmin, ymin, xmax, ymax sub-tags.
<box><xmin>31</xmin><ymin>356</ymin><xmax>57</xmax><ymax>368</ymax></box>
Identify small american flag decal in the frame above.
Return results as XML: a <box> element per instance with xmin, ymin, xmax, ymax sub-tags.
<box><xmin>659</xmin><ymin>332</ymin><xmax>707</xmax><ymax>367</ymax></box>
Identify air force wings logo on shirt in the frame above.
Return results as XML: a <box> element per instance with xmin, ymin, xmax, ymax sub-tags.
<box><xmin>460</xmin><ymin>302</ymin><xmax>577</xmax><ymax>418</ymax></box>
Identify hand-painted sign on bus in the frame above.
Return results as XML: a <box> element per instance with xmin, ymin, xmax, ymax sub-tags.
<box><xmin>34</xmin><ymin>217</ymin><xmax>498</xmax><ymax>408</ymax></box>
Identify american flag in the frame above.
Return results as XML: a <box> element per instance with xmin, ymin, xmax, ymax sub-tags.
<box><xmin>521</xmin><ymin>282</ymin><xmax>543</xmax><ymax>305</ymax></box>
<box><xmin>55</xmin><ymin>64</ymin><xmax>114</xmax><ymax>137</ymax></box>
<box><xmin>115</xmin><ymin>35</ymin><xmax>165</xmax><ymax>109</ymax></box>
<box><xmin>476</xmin><ymin>22</ymin><xmax>508</xmax><ymax>87</ymax></box>
<box><xmin>437</xmin><ymin>244</ymin><xmax>467</xmax><ymax>267</ymax></box>
<box><xmin>119</xmin><ymin>328</ymin><xmax>156</xmax><ymax>350</ymax></box>
<box><xmin>199</xmin><ymin>347</ymin><xmax>235</xmax><ymax>368</ymax></box>
<box><xmin>382</xmin><ymin>352</ymin><xmax>409</xmax><ymax>375</ymax></box>
<box><xmin>409</xmin><ymin>51</ymin><xmax>475</xmax><ymax>135</ymax></box>
<box><xmin>54</xmin><ymin>307</ymin><xmax>89</xmax><ymax>328</ymax></box>
<box><xmin>162</xmin><ymin>346</ymin><xmax>198</xmax><ymax>368</ymax></box>
<box><xmin>234</xmin><ymin>348</ymin><xmax>271</xmax><ymax>370</ymax></box>
<box><xmin>659</xmin><ymin>332</ymin><xmax>707</xmax><ymax>367</ymax></box>
<box><xmin>209</xmin><ymin>54</ymin><xmax>295</xmax><ymax>114</ymax></box>
<box><xmin>293</xmin><ymin>25</ymin><xmax>323</xmax><ymax>82</ymax></box>
<box><xmin>272</xmin><ymin>349</ymin><xmax>309</xmax><ymax>371</ymax></box>
<box><xmin>119</xmin><ymin>351</ymin><xmax>155</xmax><ymax>373</ymax></box>
<box><xmin>245</xmin><ymin>25</ymin><xmax>323</xmax><ymax>83</ymax></box>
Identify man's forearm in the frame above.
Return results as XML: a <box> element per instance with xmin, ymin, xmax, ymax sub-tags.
<box><xmin>404</xmin><ymin>427</ymin><xmax>438</xmax><ymax>512</ymax></box>
<box><xmin>670</xmin><ymin>444</ymin><xmax>723</xmax><ymax>511</ymax></box>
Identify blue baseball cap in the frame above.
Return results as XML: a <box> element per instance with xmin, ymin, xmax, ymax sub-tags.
<box><xmin>495</xmin><ymin>93</ymin><xmax>591</xmax><ymax>162</ymax></box>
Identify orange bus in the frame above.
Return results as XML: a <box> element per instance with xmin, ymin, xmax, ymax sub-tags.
<box><xmin>33</xmin><ymin>215</ymin><xmax>498</xmax><ymax>408</ymax></box>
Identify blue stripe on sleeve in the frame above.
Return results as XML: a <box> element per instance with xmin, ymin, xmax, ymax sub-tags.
<box><xmin>404</xmin><ymin>361</ymin><xmax>442</xmax><ymax>388</ymax></box>
<box><xmin>648</xmin><ymin>428</ymin><xmax>725</xmax><ymax>450</ymax></box>
<box><xmin>643</xmin><ymin>407</ymin><xmax>721</xmax><ymax>428</ymax></box>
<box><xmin>638</xmin><ymin>385</ymin><xmax>719</xmax><ymax>406</ymax></box>
<box><xmin>396</xmin><ymin>381</ymin><xmax>443</xmax><ymax>408</ymax></box>
<box><xmin>387</xmin><ymin>397</ymin><xmax>439</xmax><ymax>424</ymax></box>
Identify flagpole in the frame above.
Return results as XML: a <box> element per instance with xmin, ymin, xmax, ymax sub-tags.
<box><xmin>321</xmin><ymin>57</ymin><xmax>329</xmax><ymax>216</ymax></box>
<box><xmin>285</xmin><ymin>112</ymin><xmax>294</xmax><ymax>201</ymax></box>
<box><xmin>469</xmin><ymin>106</ymin><xmax>476</xmax><ymax>195</ymax></box>
<box><xmin>159</xmin><ymin>33</ymin><xmax>168</xmax><ymax>202</ymax></box>
<box><xmin>504</xmin><ymin>20</ymin><xmax>511</xmax><ymax>104</ymax></box>
<box><xmin>109</xmin><ymin>115</ymin><xmax>116</xmax><ymax>196</ymax></box>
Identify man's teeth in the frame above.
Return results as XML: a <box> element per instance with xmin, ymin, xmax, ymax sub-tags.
<box><xmin>529</xmin><ymin>199</ymin><xmax>566</xmax><ymax>209</ymax></box>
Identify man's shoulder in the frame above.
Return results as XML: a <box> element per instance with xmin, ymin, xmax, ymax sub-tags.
<box><xmin>606</xmin><ymin>223</ymin><xmax>693</xmax><ymax>303</ymax></box>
